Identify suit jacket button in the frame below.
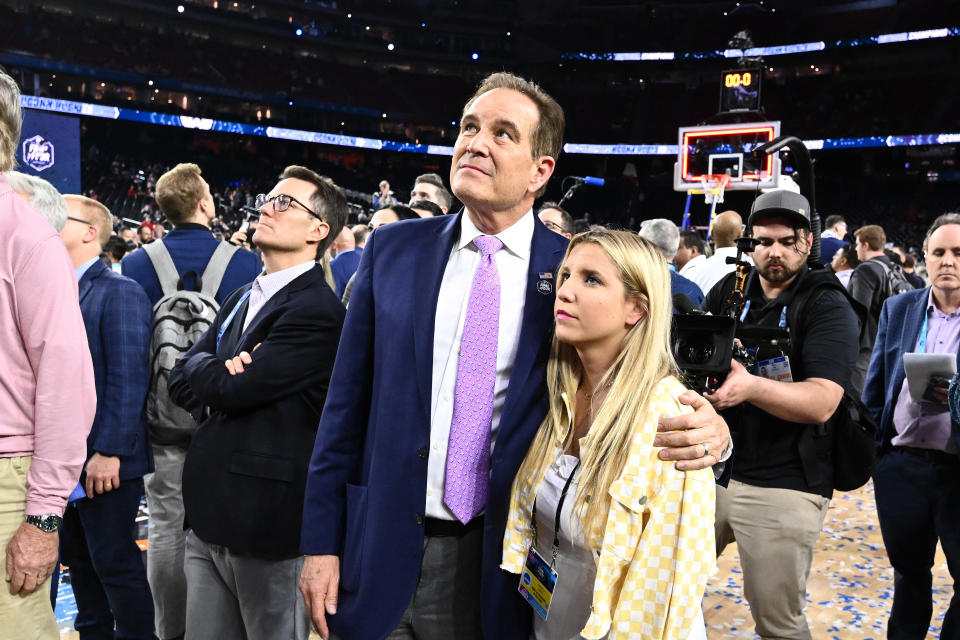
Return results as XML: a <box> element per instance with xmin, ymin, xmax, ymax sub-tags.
<box><xmin>417</xmin><ymin>447</ymin><xmax>428</xmax><ymax>458</ymax></box>
<box><xmin>414</xmin><ymin>514</ymin><xmax>424</xmax><ymax>525</ymax></box>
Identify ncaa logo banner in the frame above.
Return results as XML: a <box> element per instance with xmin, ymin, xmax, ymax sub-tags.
<box><xmin>16</xmin><ymin>111</ymin><xmax>81</xmax><ymax>194</ymax></box>
<box><xmin>22</xmin><ymin>135</ymin><xmax>55</xmax><ymax>172</ymax></box>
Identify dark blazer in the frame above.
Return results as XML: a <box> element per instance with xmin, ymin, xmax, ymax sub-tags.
<box><xmin>862</xmin><ymin>286</ymin><xmax>960</xmax><ymax>451</ymax></box>
<box><xmin>168</xmin><ymin>265</ymin><xmax>344</xmax><ymax>558</ymax></box>
<box><xmin>300</xmin><ymin>213</ymin><xmax>569</xmax><ymax>640</ymax></box>
<box><xmin>78</xmin><ymin>259</ymin><xmax>153</xmax><ymax>480</ymax></box>
<box><xmin>121</xmin><ymin>226</ymin><xmax>261</xmax><ymax>306</ymax></box>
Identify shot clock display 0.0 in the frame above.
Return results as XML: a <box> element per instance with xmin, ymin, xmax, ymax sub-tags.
<box><xmin>719</xmin><ymin>69</ymin><xmax>761</xmax><ymax>113</ymax></box>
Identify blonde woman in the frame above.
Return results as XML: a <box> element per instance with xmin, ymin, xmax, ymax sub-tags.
<box><xmin>502</xmin><ymin>230</ymin><xmax>716</xmax><ymax>639</ymax></box>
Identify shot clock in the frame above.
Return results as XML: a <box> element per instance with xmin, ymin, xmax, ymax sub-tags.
<box><xmin>720</xmin><ymin>69</ymin><xmax>761</xmax><ymax>113</ymax></box>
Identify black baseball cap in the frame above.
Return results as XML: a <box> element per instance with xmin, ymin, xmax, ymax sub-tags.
<box><xmin>748</xmin><ymin>190</ymin><xmax>812</xmax><ymax>230</ymax></box>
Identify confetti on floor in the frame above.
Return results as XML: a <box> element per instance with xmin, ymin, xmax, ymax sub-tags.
<box><xmin>704</xmin><ymin>480</ymin><xmax>951</xmax><ymax>639</ymax></box>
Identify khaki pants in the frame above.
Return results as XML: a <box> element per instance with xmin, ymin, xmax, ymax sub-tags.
<box><xmin>0</xmin><ymin>456</ymin><xmax>60</xmax><ymax>640</ymax></box>
<box><xmin>716</xmin><ymin>479</ymin><xmax>830</xmax><ymax>640</ymax></box>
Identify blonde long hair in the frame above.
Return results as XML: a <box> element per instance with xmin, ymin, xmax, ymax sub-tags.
<box><xmin>515</xmin><ymin>229</ymin><xmax>679</xmax><ymax>548</ymax></box>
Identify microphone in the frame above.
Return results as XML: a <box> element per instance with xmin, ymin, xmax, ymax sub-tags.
<box><xmin>570</xmin><ymin>176</ymin><xmax>605</xmax><ymax>187</ymax></box>
<box><xmin>672</xmin><ymin>293</ymin><xmax>703</xmax><ymax>315</ymax></box>
<box><xmin>240</xmin><ymin>205</ymin><xmax>261</xmax><ymax>218</ymax></box>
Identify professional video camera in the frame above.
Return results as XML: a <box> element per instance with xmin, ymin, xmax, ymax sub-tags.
<box><xmin>671</xmin><ymin>135</ymin><xmax>821</xmax><ymax>393</ymax></box>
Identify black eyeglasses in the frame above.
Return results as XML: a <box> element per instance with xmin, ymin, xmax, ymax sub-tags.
<box><xmin>254</xmin><ymin>193</ymin><xmax>324</xmax><ymax>221</ymax></box>
<box><xmin>542</xmin><ymin>220</ymin><xmax>564</xmax><ymax>233</ymax></box>
<box><xmin>67</xmin><ymin>215</ymin><xmax>93</xmax><ymax>226</ymax></box>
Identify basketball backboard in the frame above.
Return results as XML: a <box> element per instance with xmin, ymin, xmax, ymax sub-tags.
<box><xmin>674</xmin><ymin>121</ymin><xmax>782</xmax><ymax>192</ymax></box>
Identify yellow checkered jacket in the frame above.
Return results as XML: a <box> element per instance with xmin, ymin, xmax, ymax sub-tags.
<box><xmin>501</xmin><ymin>376</ymin><xmax>716</xmax><ymax>639</ymax></box>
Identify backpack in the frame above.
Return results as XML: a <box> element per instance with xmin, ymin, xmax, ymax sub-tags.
<box><xmin>787</xmin><ymin>270</ymin><xmax>880</xmax><ymax>492</ymax></box>
<box><xmin>869</xmin><ymin>259</ymin><xmax>915</xmax><ymax>312</ymax></box>
<box><xmin>143</xmin><ymin>241</ymin><xmax>239</xmax><ymax>447</ymax></box>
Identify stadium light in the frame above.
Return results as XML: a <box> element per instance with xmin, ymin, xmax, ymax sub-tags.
<box><xmin>177</xmin><ymin>5</ymin><xmax>184</xmax><ymax>13</ymax></box>
<box><xmin>295</xmin><ymin>28</ymin><xmax>303</xmax><ymax>36</ymax></box>
<box><xmin>471</xmin><ymin>52</ymin><xmax>479</xmax><ymax>60</ymax></box>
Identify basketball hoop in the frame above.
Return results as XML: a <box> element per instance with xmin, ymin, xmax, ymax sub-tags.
<box><xmin>697</xmin><ymin>173</ymin><xmax>731</xmax><ymax>205</ymax></box>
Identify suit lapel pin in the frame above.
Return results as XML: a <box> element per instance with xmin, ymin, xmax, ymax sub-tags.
<box><xmin>536</xmin><ymin>275</ymin><xmax>553</xmax><ymax>296</ymax></box>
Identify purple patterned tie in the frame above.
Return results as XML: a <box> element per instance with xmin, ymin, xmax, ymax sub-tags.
<box><xmin>444</xmin><ymin>235</ymin><xmax>503</xmax><ymax>524</ymax></box>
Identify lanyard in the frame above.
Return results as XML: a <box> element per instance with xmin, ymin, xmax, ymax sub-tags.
<box><xmin>738</xmin><ymin>300</ymin><xmax>788</xmax><ymax>328</ymax></box>
<box><xmin>531</xmin><ymin>459</ymin><xmax>581</xmax><ymax>568</ymax></box>
<box><xmin>216</xmin><ymin>289</ymin><xmax>252</xmax><ymax>349</ymax></box>
<box><xmin>917</xmin><ymin>311</ymin><xmax>930</xmax><ymax>354</ymax></box>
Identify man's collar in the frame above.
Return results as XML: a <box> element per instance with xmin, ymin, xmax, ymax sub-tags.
<box><xmin>255</xmin><ymin>260</ymin><xmax>315</xmax><ymax>299</ymax></box>
<box><xmin>170</xmin><ymin>223</ymin><xmax>210</xmax><ymax>232</ymax></box>
<box><xmin>927</xmin><ymin>287</ymin><xmax>960</xmax><ymax>318</ymax></box>
<box><xmin>456</xmin><ymin>209</ymin><xmax>534</xmax><ymax>260</ymax></box>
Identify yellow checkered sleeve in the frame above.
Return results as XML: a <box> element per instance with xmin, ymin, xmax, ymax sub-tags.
<box><xmin>502</xmin><ymin>377</ymin><xmax>717</xmax><ymax>639</ymax></box>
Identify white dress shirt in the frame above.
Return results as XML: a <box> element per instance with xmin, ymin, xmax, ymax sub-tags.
<box><xmin>678</xmin><ymin>254</ymin><xmax>707</xmax><ymax>283</ymax></box>
<box><xmin>425</xmin><ymin>210</ymin><xmax>534</xmax><ymax>519</ymax></box>
<box><xmin>241</xmin><ymin>260</ymin><xmax>316</xmax><ymax>332</ymax></box>
<box><xmin>693</xmin><ymin>246</ymin><xmax>753</xmax><ymax>296</ymax></box>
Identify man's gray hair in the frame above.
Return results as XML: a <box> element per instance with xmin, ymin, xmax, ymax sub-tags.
<box><xmin>638</xmin><ymin>218</ymin><xmax>680</xmax><ymax>260</ymax></box>
<box><xmin>0</xmin><ymin>68</ymin><xmax>22</xmax><ymax>173</ymax></box>
<box><xmin>924</xmin><ymin>213</ymin><xmax>960</xmax><ymax>250</ymax></box>
<box><xmin>5</xmin><ymin>172</ymin><xmax>68</xmax><ymax>231</ymax></box>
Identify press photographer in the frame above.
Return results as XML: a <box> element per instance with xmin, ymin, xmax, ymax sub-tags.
<box><xmin>700</xmin><ymin>190</ymin><xmax>860</xmax><ymax>639</ymax></box>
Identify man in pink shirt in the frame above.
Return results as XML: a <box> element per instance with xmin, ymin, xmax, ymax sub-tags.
<box><xmin>0</xmin><ymin>66</ymin><xmax>96</xmax><ymax>638</ymax></box>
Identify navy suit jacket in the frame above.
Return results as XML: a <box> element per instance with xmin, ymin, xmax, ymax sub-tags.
<box><xmin>78</xmin><ymin>259</ymin><xmax>154</xmax><ymax>480</ymax></box>
<box><xmin>330</xmin><ymin>247</ymin><xmax>362</xmax><ymax>297</ymax></box>
<box><xmin>862</xmin><ymin>286</ymin><xmax>960</xmax><ymax>451</ymax></box>
<box><xmin>168</xmin><ymin>265</ymin><xmax>344</xmax><ymax>558</ymax></box>
<box><xmin>670</xmin><ymin>270</ymin><xmax>704</xmax><ymax>311</ymax></box>
<box><xmin>301</xmin><ymin>213</ymin><xmax>568</xmax><ymax>640</ymax></box>
<box><xmin>121</xmin><ymin>226</ymin><xmax>261</xmax><ymax>307</ymax></box>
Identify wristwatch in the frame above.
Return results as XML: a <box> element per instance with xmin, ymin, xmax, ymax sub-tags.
<box><xmin>24</xmin><ymin>514</ymin><xmax>62</xmax><ymax>533</ymax></box>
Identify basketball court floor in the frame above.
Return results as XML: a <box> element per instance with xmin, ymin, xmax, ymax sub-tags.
<box><xmin>56</xmin><ymin>481</ymin><xmax>949</xmax><ymax>639</ymax></box>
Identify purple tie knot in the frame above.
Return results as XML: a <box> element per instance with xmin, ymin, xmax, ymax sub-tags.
<box><xmin>473</xmin><ymin>235</ymin><xmax>503</xmax><ymax>257</ymax></box>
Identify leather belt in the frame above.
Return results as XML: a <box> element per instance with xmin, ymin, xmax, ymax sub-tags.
<box><xmin>893</xmin><ymin>445</ymin><xmax>958</xmax><ymax>465</ymax></box>
<box><xmin>424</xmin><ymin>516</ymin><xmax>484</xmax><ymax>537</ymax></box>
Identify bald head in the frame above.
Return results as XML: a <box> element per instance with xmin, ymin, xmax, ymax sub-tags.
<box><xmin>712</xmin><ymin>210</ymin><xmax>743</xmax><ymax>248</ymax></box>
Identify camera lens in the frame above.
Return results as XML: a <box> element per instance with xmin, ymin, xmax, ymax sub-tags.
<box><xmin>676</xmin><ymin>339</ymin><xmax>714</xmax><ymax>365</ymax></box>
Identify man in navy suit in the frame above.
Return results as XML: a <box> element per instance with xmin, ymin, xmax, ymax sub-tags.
<box><xmin>59</xmin><ymin>195</ymin><xmax>156</xmax><ymax>639</ymax></box>
<box><xmin>299</xmin><ymin>72</ymin><xmax>730</xmax><ymax>640</ymax></box>
<box><xmin>863</xmin><ymin>213</ymin><xmax>960</xmax><ymax>639</ymax></box>
<box><xmin>122</xmin><ymin>162</ymin><xmax>260</xmax><ymax>640</ymax></box>
<box><xmin>168</xmin><ymin>166</ymin><xmax>346</xmax><ymax>640</ymax></box>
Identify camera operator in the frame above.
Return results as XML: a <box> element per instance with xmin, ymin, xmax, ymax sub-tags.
<box><xmin>702</xmin><ymin>191</ymin><xmax>860</xmax><ymax>640</ymax></box>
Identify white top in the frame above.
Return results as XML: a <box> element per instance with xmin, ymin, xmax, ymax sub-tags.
<box><xmin>678</xmin><ymin>254</ymin><xmax>708</xmax><ymax>283</ymax></box>
<box><xmin>241</xmin><ymin>260</ymin><xmax>316</xmax><ymax>332</ymax></box>
<box><xmin>425</xmin><ymin>210</ymin><xmax>534</xmax><ymax>520</ymax></box>
<box><xmin>532</xmin><ymin>454</ymin><xmax>596</xmax><ymax>640</ymax></box>
<box><xmin>692</xmin><ymin>246</ymin><xmax>753</xmax><ymax>297</ymax></box>
<box><xmin>532</xmin><ymin>454</ymin><xmax>708</xmax><ymax>640</ymax></box>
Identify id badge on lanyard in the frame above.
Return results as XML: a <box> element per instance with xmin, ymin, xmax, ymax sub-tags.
<box><xmin>755</xmin><ymin>305</ymin><xmax>794</xmax><ymax>382</ymax></box>
<box><xmin>518</xmin><ymin>460</ymin><xmax>580</xmax><ymax>620</ymax></box>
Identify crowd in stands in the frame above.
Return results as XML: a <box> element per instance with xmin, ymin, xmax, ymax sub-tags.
<box><xmin>3</xmin><ymin>4</ymin><xmax>958</xmax><ymax>146</ymax></box>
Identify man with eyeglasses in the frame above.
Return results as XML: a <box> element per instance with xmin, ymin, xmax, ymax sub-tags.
<box><xmin>167</xmin><ymin>165</ymin><xmax>347</xmax><ymax>640</ymax></box>
<box><xmin>58</xmin><ymin>195</ymin><xmax>156</xmax><ymax>639</ymax></box>
<box><xmin>122</xmin><ymin>162</ymin><xmax>260</xmax><ymax>640</ymax></box>
<box><xmin>536</xmin><ymin>201</ymin><xmax>574</xmax><ymax>238</ymax></box>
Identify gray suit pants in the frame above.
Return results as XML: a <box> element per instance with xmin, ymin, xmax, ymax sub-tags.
<box><xmin>145</xmin><ymin>444</ymin><xmax>188</xmax><ymax>640</ymax></box>
<box><xmin>184</xmin><ymin>530</ymin><xmax>309</xmax><ymax>640</ymax></box>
